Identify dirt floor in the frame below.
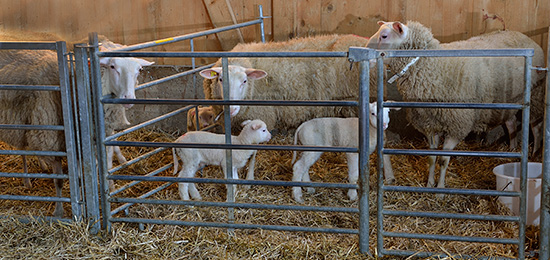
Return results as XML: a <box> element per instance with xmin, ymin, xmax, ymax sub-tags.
<box><xmin>0</xmin><ymin>128</ymin><xmax>543</xmax><ymax>259</ymax></box>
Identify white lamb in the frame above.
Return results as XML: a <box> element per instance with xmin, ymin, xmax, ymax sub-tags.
<box><xmin>172</xmin><ymin>119</ymin><xmax>271</xmax><ymax>201</ymax></box>
<box><xmin>291</xmin><ymin>102</ymin><xmax>398</xmax><ymax>203</ymax></box>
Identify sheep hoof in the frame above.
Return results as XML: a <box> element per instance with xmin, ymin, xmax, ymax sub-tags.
<box><xmin>385</xmin><ymin>178</ymin><xmax>395</xmax><ymax>185</ymax></box>
<box><xmin>242</xmin><ymin>185</ymin><xmax>251</xmax><ymax>190</ymax></box>
<box><xmin>347</xmin><ymin>189</ymin><xmax>358</xmax><ymax>201</ymax></box>
<box><xmin>306</xmin><ymin>187</ymin><xmax>315</xmax><ymax>194</ymax></box>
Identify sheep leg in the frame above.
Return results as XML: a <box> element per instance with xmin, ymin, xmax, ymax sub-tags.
<box><xmin>427</xmin><ymin>134</ymin><xmax>440</xmax><ymax>188</ymax></box>
<box><xmin>531</xmin><ymin>120</ymin><xmax>543</xmax><ymax>156</ymax></box>
<box><xmin>178</xmin><ymin>166</ymin><xmax>201</xmax><ymax>200</ymax></box>
<box><xmin>383</xmin><ymin>154</ymin><xmax>395</xmax><ymax>184</ymax></box>
<box><xmin>243</xmin><ymin>151</ymin><xmax>257</xmax><ymax>190</ymax></box>
<box><xmin>113</xmin><ymin>146</ymin><xmax>127</xmax><ymax>164</ymax></box>
<box><xmin>346</xmin><ymin>153</ymin><xmax>359</xmax><ymax>201</ymax></box>
<box><xmin>505</xmin><ymin>116</ymin><xmax>517</xmax><ymax>149</ymax></box>
<box><xmin>291</xmin><ymin>151</ymin><xmax>322</xmax><ymax>203</ymax></box>
<box><xmin>52</xmin><ymin>159</ymin><xmax>64</xmax><ymax>218</ymax></box>
<box><xmin>106</xmin><ymin>146</ymin><xmax>115</xmax><ymax>191</ymax></box>
<box><xmin>436</xmin><ymin>137</ymin><xmax>460</xmax><ymax>189</ymax></box>
<box><xmin>22</xmin><ymin>156</ymin><xmax>32</xmax><ymax>189</ymax></box>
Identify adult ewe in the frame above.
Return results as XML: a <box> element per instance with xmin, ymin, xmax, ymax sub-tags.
<box><xmin>0</xmin><ymin>31</ymin><xmax>153</xmax><ymax>216</ymax></box>
<box><xmin>200</xmin><ymin>34</ymin><xmax>378</xmax><ymax>130</ymax></box>
<box><xmin>366</xmin><ymin>21</ymin><xmax>545</xmax><ymax>189</ymax></box>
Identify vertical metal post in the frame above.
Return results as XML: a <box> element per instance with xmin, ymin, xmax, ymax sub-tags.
<box><xmin>375</xmin><ymin>56</ymin><xmax>385</xmax><ymax>257</ymax></box>
<box><xmin>89</xmin><ymin>32</ymin><xmax>111</xmax><ymax>231</ymax></box>
<box><xmin>190</xmin><ymin>39</ymin><xmax>197</xmax><ymax>96</ymax></box>
<box><xmin>539</xmin><ymin>27</ymin><xmax>550</xmax><ymax>260</ymax></box>
<box><xmin>74</xmin><ymin>45</ymin><xmax>101</xmax><ymax>233</ymax></box>
<box><xmin>358</xmin><ymin>59</ymin><xmax>371</xmax><ymax>254</ymax></box>
<box><xmin>55</xmin><ymin>41</ymin><xmax>83</xmax><ymax>220</ymax></box>
<box><xmin>221</xmin><ymin>57</ymin><xmax>235</xmax><ymax>226</ymax></box>
<box><xmin>258</xmin><ymin>5</ymin><xmax>266</xmax><ymax>43</ymax></box>
<box><xmin>517</xmin><ymin>55</ymin><xmax>533</xmax><ymax>260</ymax></box>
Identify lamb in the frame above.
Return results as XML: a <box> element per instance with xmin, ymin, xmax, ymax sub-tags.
<box><xmin>186</xmin><ymin>106</ymin><xmax>217</xmax><ymax>132</ymax></box>
<box><xmin>200</xmin><ymin>34</ymin><xmax>380</xmax><ymax>131</ymax></box>
<box><xmin>366</xmin><ymin>21</ymin><xmax>546</xmax><ymax>189</ymax></box>
<box><xmin>291</xmin><ymin>102</ymin><xmax>398</xmax><ymax>203</ymax></box>
<box><xmin>0</xmin><ymin>31</ymin><xmax>153</xmax><ymax>216</ymax></box>
<box><xmin>172</xmin><ymin>119</ymin><xmax>271</xmax><ymax>201</ymax></box>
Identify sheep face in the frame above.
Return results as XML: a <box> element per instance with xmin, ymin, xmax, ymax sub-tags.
<box><xmin>241</xmin><ymin>119</ymin><xmax>271</xmax><ymax>144</ymax></box>
<box><xmin>100</xmin><ymin>57</ymin><xmax>154</xmax><ymax>108</ymax></box>
<box><xmin>369</xmin><ymin>102</ymin><xmax>393</xmax><ymax>130</ymax></box>
<box><xmin>187</xmin><ymin>106</ymin><xmax>215</xmax><ymax>130</ymax></box>
<box><xmin>366</xmin><ymin>21</ymin><xmax>408</xmax><ymax>49</ymax></box>
<box><xmin>200</xmin><ymin>65</ymin><xmax>267</xmax><ymax>117</ymax></box>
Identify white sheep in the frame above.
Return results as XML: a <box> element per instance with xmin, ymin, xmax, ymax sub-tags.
<box><xmin>200</xmin><ymin>34</ymin><xmax>380</xmax><ymax>131</ymax></box>
<box><xmin>0</xmin><ymin>31</ymin><xmax>153</xmax><ymax>216</ymax></box>
<box><xmin>291</xmin><ymin>102</ymin><xmax>398</xmax><ymax>203</ymax></box>
<box><xmin>366</xmin><ymin>21</ymin><xmax>546</xmax><ymax>189</ymax></box>
<box><xmin>172</xmin><ymin>119</ymin><xmax>271</xmax><ymax>201</ymax></box>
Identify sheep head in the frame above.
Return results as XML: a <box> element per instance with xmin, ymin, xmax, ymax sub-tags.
<box><xmin>200</xmin><ymin>65</ymin><xmax>267</xmax><ymax>117</ymax></box>
<box><xmin>100</xmin><ymin>57</ymin><xmax>154</xmax><ymax>108</ymax></box>
<box><xmin>366</xmin><ymin>21</ymin><xmax>409</xmax><ymax>49</ymax></box>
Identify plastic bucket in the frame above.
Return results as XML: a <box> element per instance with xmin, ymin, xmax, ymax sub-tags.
<box><xmin>492</xmin><ymin>162</ymin><xmax>542</xmax><ymax>226</ymax></box>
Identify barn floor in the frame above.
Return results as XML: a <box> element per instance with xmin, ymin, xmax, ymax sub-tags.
<box><xmin>0</xmin><ymin>129</ymin><xmax>542</xmax><ymax>259</ymax></box>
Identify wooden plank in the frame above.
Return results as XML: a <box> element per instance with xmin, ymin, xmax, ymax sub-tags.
<box><xmin>294</xmin><ymin>0</ymin><xmax>322</xmax><ymax>37</ymax></box>
<box><xmin>273</xmin><ymin>0</ymin><xmax>296</xmax><ymax>40</ymax></box>
<box><xmin>202</xmin><ymin>0</ymin><xmax>244</xmax><ymax>50</ymax></box>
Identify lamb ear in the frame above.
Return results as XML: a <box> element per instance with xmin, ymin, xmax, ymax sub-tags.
<box><xmin>241</xmin><ymin>120</ymin><xmax>252</xmax><ymax>127</ymax></box>
<box><xmin>200</xmin><ymin>67</ymin><xmax>223</xmax><ymax>79</ymax></box>
<box><xmin>245</xmin><ymin>68</ymin><xmax>267</xmax><ymax>80</ymax></box>
<box><xmin>250</xmin><ymin>123</ymin><xmax>261</xmax><ymax>130</ymax></box>
<box><xmin>377</xmin><ymin>21</ymin><xmax>387</xmax><ymax>26</ymax></box>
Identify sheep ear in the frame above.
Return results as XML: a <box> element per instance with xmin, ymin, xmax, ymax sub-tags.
<box><xmin>241</xmin><ymin>120</ymin><xmax>252</xmax><ymax>127</ymax></box>
<box><xmin>245</xmin><ymin>68</ymin><xmax>268</xmax><ymax>80</ymax></box>
<box><xmin>189</xmin><ymin>109</ymin><xmax>196</xmax><ymax>116</ymax></box>
<box><xmin>99</xmin><ymin>57</ymin><xmax>111</xmax><ymax>67</ymax></box>
<box><xmin>377</xmin><ymin>21</ymin><xmax>386</xmax><ymax>26</ymax></box>
<box><xmin>250</xmin><ymin>123</ymin><xmax>261</xmax><ymax>130</ymax></box>
<box><xmin>134</xmin><ymin>58</ymin><xmax>154</xmax><ymax>67</ymax></box>
<box><xmin>200</xmin><ymin>67</ymin><xmax>222</xmax><ymax>79</ymax></box>
<box><xmin>392</xmin><ymin>22</ymin><xmax>406</xmax><ymax>35</ymax></box>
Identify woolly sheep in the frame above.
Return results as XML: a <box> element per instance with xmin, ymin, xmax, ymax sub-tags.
<box><xmin>172</xmin><ymin>119</ymin><xmax>271</xmax><ymax>201</ymax></box>
<box><xmin>291</xmin><ymin>102</ymin><xmax>398</xmax><ymax>203</ymax></box>
<box><xmin>366</xmin><ymin>21</ymin><xmax>546</xmax><ymax>189</ymax></box>
<box><xmin>0</xmin><ymin>31</ymin><xmax>153</xmax><ymax>216</ymax></box>
<box><xmin>200</xmin><ymin>34</ymin><xmax>379</xmax><ymax>131</ymax></box>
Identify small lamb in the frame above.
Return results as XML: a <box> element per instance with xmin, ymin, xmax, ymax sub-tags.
<box><xmin>186</xmin><ymin>106</ymin><xmax>217</xmax><ymax>132</ymax></box>
<box><xmin>173</xmin><ymin>119</ymin><xmax>271</xmax><ymax>200</ymax></box>
<box><xmin>291</xmin><ymin>102</ymin><xmax>398</xmax><ymax>203</ymax></box>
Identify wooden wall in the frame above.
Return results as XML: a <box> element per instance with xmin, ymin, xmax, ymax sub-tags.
<box><xmin>0</xmin><ymin>0</ymin><xmax>549</xmax><ymax>65</ymax></box>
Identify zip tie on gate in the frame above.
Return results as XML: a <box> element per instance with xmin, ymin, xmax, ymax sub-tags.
<box><xmin>387</xmin><ymin>56</ymin><xmax>420</xmax><ymax>84</ymax></box>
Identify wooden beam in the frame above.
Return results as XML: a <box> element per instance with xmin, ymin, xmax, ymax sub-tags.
<box><xmin>202</xmin><ymin>0</ymin><xmax>244</xmax><ymax>50</ymax></box>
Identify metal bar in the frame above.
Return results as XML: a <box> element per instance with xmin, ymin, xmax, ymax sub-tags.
<box><xmin>381</xmin><ymin>249</ymin><xmax>516</xmax><ymax>260</ymax></box>
<box><xmin>56</xmin><ymin>41</ymin><xmax>83</xmax><ymax>220</ymax></box>
<box><xmin>383</xmin><ymin>231</ymin><xmax>519</xmax><ymax>245</ymax></box>
<box><xmin>135</xmin><ymin>64</ymin><xmax>214</xmax><ymax>92</ymax></box>
<box><xmin>97</xmin><ymin>51</ymin><xmax>348</xmax><ymax>58</ymax></box>
<box><xmin>0</xmin><ymin>150</ymin><xmax>66</xmax><ymax>157</ymax></box>
<box><xmin>0</xmin><ymin>41</ymin><xmax>58</xmax><ymax>50</ymax></box>
<box><xmin>384</xmin><ymin>148</ymin><xmax>521</xmax><ymax>158</ymax></box>
<box><xmin>105</xmin><ymin>140</ymin><xmax>358</xmax><ymax>153</ymax></box>
<box><xmin>105</xmin><ymin>106</ymin><xmax>192</xmax><ymax>141</ymax></box>
<box><xmin>221</xmin><ymin>57</ymin><xmax>235</xmax><ymax>226</ymax></box>
<box><xmin>111</xmin><ymin>182</ymin><xmax>173</xmax><ymax>216</ymax></box>
<box><xmin>0</xmin><ymin>124</ymin><xmax>64</xmax><ymax>131</ymax></box>
<box><xmin>0</xmin><ymin>84</ymin><xmax>60</xmax><ymax>91</ymax></box>
<box><xmin>540</xmin><ymin>26</ymin><xmax>550</xmax><ymax>260</ymax></box>
<box><xmin>111</xmin><ymin>198</ymin><xmax>359</xmax><ymax>214</ymax></box>
<box><xmin>382</xmin><ymin>101</ymin><xmax>522</xmax><ymax>110</ymax></box>
<box><xmin>0</xmin><ymin>172</ymin><xmax>68</xmax><ymax>179</ymax></box>
<box><xmin>112</xmin><ymin>19</ymin><xmax>265</xmax><ymax>51</ymax></box>
<box><xmin>358</xmin><ymin>59</ymin><xmax>370</xmax><ymax>254</ymax></box>
<box><xmin>382</xmin><ymin>210</ymin><xmax>520</xmax><ymax>222</ymax></box>
<box><xmin>376</xmin><ymin>56</ymin><xmax>386</xmax><ymax>256</ymax></box>
<box><xmin>258</xmin><ymin>5</ymin><xmax>266</xmax><ymax>43</ymax></box>
<box><xmin>109</xmin><ymin>175</ymin><xmax>357</xmax><ymax>189</ymax></box>
<box><xmin>383</xmin><ymin>185</ymin><xmax>520</xmax><ymax>197</ymax></box>
<box><xmin>0</xmin><ymin>194</ymin><xmax>71</xmax><ymax>203</ymax></box>
<box><xmin>101</xmin><ymin>98</ymin><xmax>358</xmax><ymax>107</ymax></box>
<box><xmin>110</xmin><ymin>163</ymin><xmax>172</xmax><ymax>197</ymax></box>
<box><xmin>74</xmin><ymin>44</ymin><xmax>101</xmax><ymax>233</ymax></box>
<box><xmin>112</xmin><ymin>217</ymin><xmax>359</xmax><ymax>235</ymax></box>
<box><xmin>108</xmin><ymin>147</ymin><xmax>168</xmax><ymax>174</ymax></box>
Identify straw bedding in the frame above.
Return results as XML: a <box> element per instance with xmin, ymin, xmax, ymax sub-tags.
<box><xmin>0</xmin><ymin>128</ymin><xmax>542</xmax><ymax>259</ymax></box>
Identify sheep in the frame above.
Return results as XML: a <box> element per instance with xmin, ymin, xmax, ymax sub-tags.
<box><xmin>186</xmin><ymin>106</ymin><xmax>217</xmax><ymax>132</ymax></box>
<box><xmin>366</xmin><ymin>21</ymin><xmax>546</xmax><ymax>190</ymax></box>
<box><xmin>0</xmin><ymin>31</ymin><xmax>153</xmax><ymax>216</ymax></box>
<box><xmin>172</xmin><ymin>119</ymin><xmax>271</xmax><ymax>201</ymax></box>
<box><xmin>291</xmin><ymin>102</ymin><xmax>398</xmax><ymax>203</ymax></box>
<box><xmin>200</xmin><ymin>34</ymin><xmax>380</xmax><ymax>131</ymax></box>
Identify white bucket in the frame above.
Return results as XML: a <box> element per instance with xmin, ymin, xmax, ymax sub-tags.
<box><xmin>492</xmin><ymin>162</ymin><xmax>542</xmax><ymax>226</ymax></box>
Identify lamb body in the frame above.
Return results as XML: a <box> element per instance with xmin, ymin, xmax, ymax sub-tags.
<box><xmin>366</xmin><ymin>21</ymin><xmax>546</xmax><ymax>189</ymax></box>
<box><xmin>173</xmin><ymin>119</ymin><xmax>271</xmax><ymax>200</ymax></box>
<box><xmin>291</xmin><ymin>102</ymin><xmax>397</xmax><ymax>203</ymax></box>
<box><xmin>200</xmin><ymin>34</ymin><xmax>379</xmax><ymax>130</ymax></box>
<box><xmin>0</xmin><ymin>31</ymin><xmax>153</xmax><ymax>216</ymax></box>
